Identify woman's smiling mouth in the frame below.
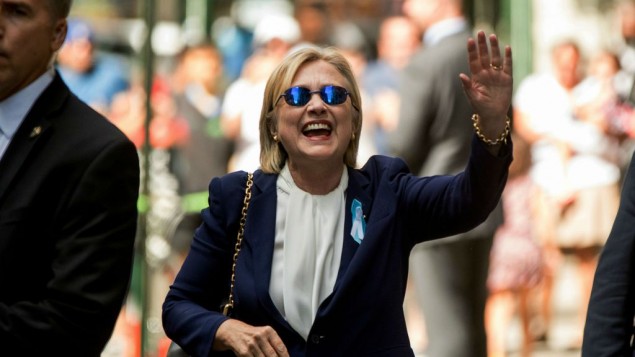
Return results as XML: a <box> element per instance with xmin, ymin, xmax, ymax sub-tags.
<box><xmin>302</xmin><ymin>122</ymin><xmax>332</xmax><ymax>137</ymax></box>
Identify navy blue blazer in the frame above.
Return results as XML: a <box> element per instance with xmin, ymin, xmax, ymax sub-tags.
<box><xmin>582</xmin><ymin>151</ymin><xmax>635</xmax><ymax>356</ymax></box>
<box><xmin>163</xmin><ymin>136</ymin><xmax>511</xmax><ymax>356</ymax></box>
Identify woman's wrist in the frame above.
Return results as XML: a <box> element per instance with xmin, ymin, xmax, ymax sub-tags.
<box><xmin>472</xmin><ymin>114</ymin><xmax>510</xmax><ymax>146</ymax></box>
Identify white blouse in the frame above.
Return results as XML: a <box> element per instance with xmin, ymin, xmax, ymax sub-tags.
<box><xmin>268</xmin><ymin>163</ymin><xmax>347</xmax><ymax>340</ymax></box>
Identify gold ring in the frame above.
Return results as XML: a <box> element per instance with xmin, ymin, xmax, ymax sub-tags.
<box><xmin>490</xmin><ymin>63</ymin><xmax>502</xmax><ymax>70</ymax></box>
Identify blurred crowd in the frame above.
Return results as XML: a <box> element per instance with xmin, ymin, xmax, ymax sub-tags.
<box><xmin>56</xmin><ymin>0</ymin><xmax>635</xmax><ymax>356</ymax></box>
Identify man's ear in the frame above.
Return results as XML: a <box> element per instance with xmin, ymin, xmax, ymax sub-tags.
<box><xmin>52</xmin><ymin>20</ymin><xmax>68</xmax><ymax>52</ymax></box>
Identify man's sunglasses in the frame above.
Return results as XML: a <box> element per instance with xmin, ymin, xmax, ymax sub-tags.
<box><xmin>277</xmin><ymin>85</ymin><xmax>357</xmax><ymax>109</ymax></box>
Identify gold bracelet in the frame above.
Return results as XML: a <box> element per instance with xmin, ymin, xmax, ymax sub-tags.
<box><xmin>471</xmin><ymin>114</ymin><xmax>510</xmax><ymax>146</ymax></box>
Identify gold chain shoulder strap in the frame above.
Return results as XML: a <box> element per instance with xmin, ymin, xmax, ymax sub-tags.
<box><xmin>222</xmin><ymin>172</ymin><xmax>253</xmax><ymax>316</ymax></box>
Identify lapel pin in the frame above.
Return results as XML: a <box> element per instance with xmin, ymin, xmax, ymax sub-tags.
<box><xmin>350</xmin><ymin>198</ymin><xmax>366</xmax><ymax>244</ymax></box>
<box><xmin>29</xmin><ymin>126</ymin><xmax>42</xmax><ymax>138</ymax></box>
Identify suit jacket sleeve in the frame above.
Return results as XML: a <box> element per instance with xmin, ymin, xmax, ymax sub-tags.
<box><xmin>163</xmin><ymin>172</ymin><xmax>248</xmax><ymax>357</ymax></box>
<box><xmin>391</xmin><ymin>136</ymin><xmax>510</xmax><ymax>242</ymax></box>
<box><xmin>582</xmin><ymin>152</ymin><xmax>635</xmax><ymax>356</ymax></box>
<box><xmin>0</xmin><ymin>138</ymin><xmax>139</xmax><ymax>356</ymax></box>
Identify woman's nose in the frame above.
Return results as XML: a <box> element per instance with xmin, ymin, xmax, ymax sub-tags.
<box><xmin>306</xmin><ymin>93</ymin><xmax>327</xmax><ymax>114</ymax></box>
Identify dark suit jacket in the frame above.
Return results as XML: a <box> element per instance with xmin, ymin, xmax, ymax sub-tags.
<box><xmin>163</xmin><ymin>137</ymin><xmax>512</xmax><ymax>356</ymax></box>
<box><xmin>389</xmin><ymin>28</ymin><xmax>502</xmax><ymax>241</ymax></box>
<box><xmin>582</xmin><ymin>151</ymin><xmax>635</xmax><ymax>356</ymax></box>
<box><xmin>0</xmin><ymin>73</ymin><xmax>140</xmax><ymax>356</ymax></box>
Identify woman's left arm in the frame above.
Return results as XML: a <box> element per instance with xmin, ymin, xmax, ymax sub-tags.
<box><xmin>162</xmin><ymin>176</ymin><xmax>238</xmax><ymax>356</ymax></box>
<box><xmin>397</xmin><ymin>135</ymin><xmax>511</xmax><ymax>242</ymax></box>
<box><xmin>459</xmin><ymin>31</ymin><xmax>513</xmax><ymax>156</ymax></box>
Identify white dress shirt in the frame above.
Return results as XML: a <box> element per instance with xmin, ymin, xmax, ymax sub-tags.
<box><xmin>0</xmin><ymin>69</ymin><xmax>54</xmax><ymax>160</ymax></box>
<box><xmin>423</xmin><ymin>17</ymin><xmax>469</xmax><ymax>47</ymax></box>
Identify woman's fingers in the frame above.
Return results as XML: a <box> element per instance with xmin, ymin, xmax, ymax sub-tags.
<box><xmin>467</xmin><ymin>31</ymin><xmax>512</xmax><ymax>74</ymax></box>
<box><xmin>466</xmin><ymin>35</ymin><xmax>479</xmax><ymax>75</ymax></box>
<box><xmin>504</xmin><ymin>44</ymin><xmax>513</xmax><ymax>74</ymax></box>
<box><xmin>269</xmin><ymin>334</ymin><xmax>289</xmax><ymax>357</ymax></box>
<box><xmin>477</xmin><ymin>31</ymin><xmax>491</xmax><ymax>70</ymax></box>
<box><xmin>216</xmin><ymin>320</ymin><xmax>289</xmax><ymax>357</ymax></box>
<box><xmin>244</xmin><ymin>326</ymin><xmax>289</xmax><ymax>357</ymax></box>
<box><xmin>254</xmin><ymin>326</ymin><xmax>289</xmax><ymax>357</ymax></box>
<box><xmin>489</xmin><ymin>34</ymin><xmax>502</xmax><ymax>69</ymax></box>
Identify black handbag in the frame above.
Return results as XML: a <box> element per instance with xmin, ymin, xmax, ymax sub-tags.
<box><xmin>167</xmin><ymin>340</ymin><xmax>191</xmax><ymax>357</ymax></box>
<box><xmin>167</xmin><ymin>173</ymin><xmax>253</xmax><ymax>356</ymax></box>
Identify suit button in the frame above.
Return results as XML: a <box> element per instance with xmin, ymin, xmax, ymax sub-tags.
<box><xmin>309</xmin><ymin>334</ymin><xmax>323</xmax><ymax>344</ymax></box>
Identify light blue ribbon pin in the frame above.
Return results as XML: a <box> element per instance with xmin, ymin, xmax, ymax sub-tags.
<box><xmin>350</xmin><ymin>199</ymin><xmax>366</xmax><ymax>244</ymax></box>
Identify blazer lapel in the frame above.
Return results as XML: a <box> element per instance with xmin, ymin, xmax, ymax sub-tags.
<box><xmin>242</xmin><ymin>172</ymin><xmax>286</xmax><ymax>321</ymax></box>
<box><xmin>335</xmin><ymin>166</ymin><xmax>372</xmax><ymax>288</ymax></box>
<box><xmin>0</xmin><ymin>74</ymin><xmax>68</xmax><ymax>203</ymax></box>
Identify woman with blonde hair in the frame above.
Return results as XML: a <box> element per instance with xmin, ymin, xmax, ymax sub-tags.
<box><xmin>163</xmin><ymin>31</ymin><xmax>513</xmax><ymax>356</ymax></box>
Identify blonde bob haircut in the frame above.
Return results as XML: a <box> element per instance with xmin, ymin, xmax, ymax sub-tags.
<box><xmin>259</xmin><ymin>46</ymin><xmax>363</xmax><ymax>174</ymax></box>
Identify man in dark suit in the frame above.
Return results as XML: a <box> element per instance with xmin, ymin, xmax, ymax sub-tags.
<box><xmin>582</xmin><ymin>151</ymin><xmax>635</xmax><ymax>356</ymax></box>
<box><xmin>169</xmin><ymin>44</ymin><xmax>233</xmax><ymax>262</ymax></box>
<box><xmin>389</xmin><ymin>0</ymin><xmax>502</xmax><ymax>356</ymax></box>
<box><xmin>0</xmin><ymin>1</ymin><xmax>140</xmax><ymax>355</ymax></box>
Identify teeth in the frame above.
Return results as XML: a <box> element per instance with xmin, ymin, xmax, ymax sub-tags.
<box><xmin>304</xmin><ymin>123</ymin><xmax>331</xmax><ymax>132</ymax></box>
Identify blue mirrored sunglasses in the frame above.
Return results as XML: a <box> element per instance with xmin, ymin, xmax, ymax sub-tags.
<box><xmin>278</xmin><ymin>85</ymin><xmax>354</xmax><ymax>107</ymax></box>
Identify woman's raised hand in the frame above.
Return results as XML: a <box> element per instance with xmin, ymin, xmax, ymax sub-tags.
<box><xmin>459</xmin><ymin>31</ymin><xmax>513</xmax><ymax>143</ymax></box>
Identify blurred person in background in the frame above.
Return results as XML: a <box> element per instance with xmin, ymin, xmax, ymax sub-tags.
<box><xmin>221</xmin><ymin>13</ymin><xmax>301</xmax><ymax>172</ymax></box>
<box><xmin>363</xmin><ymin>16</ymin><xmax>420</xmax><ymax>155</ymax></box>
<box><xmin>514</xmin><ymin>40</ymin><xmax>620</xmax><ymax>350</ymax></box>
<box><xmin>294</xmin><ymin>0</ymin><xmax>331</xmax><ymax>47</ymax></box>
<box><xmin>513</xmin><ymin>40</ymin><xmax>583</xmax><ymax>345</ymax></box>
<box><xmin>168</xmin><ymin>43</ymin><xmax>234</xmax><ymax>273</ymax></box>
<box><xmin>389</xmin><ymin>1</ymin><xmax>503</xmax><ymax>355</ymax></box>
<box><xmin>0</xmin><ymin>0</ymin><xmax>140</xmax><ymax>355</ymax></box>
<box><xmin>485</xmin><ymin>132</ymin><xmax>544</xmax><ymax>357</ymax></box>
<box><xmin>556</xmin><ymin>46</ymin><xmax>623</xmax><ymax>350</ymax></box>
<box><xmin>212</xmin><ymin>6</ymin><xmax>254</xmax><ymax>83</ymax></box>
<box><xmin>573</xmin><ymin>48</ymin><xmax>633</xmax><ymax>154</ymax></box>
<box><xmin>108</xmin><ymin>74</ymin><xmax>147</xmax><ymax>149</ymax></box>
<box><xmin>56</xmin><ymin>17</ymin><xmax>129</xmax><ymax>115</ymax></box>
<box><xmin>147</xmin><ymin>76</ymin><xmax>190</xmax><ymax>150</ymax></box>
<box><xmin>329</xmin><ymin>20</ymin><xmax>378</xmax><ymax>165</ymax></box>
<box><xmin>574</xmin><ymin>50</ymin><xmax>624</xmax><ymax>134</ymax></box>
<box><xmin>107</xmin><ymin>72</ymin><xmax>189</xmax><ymax>152</ymax></box>
<box><xmin>144</xmin><ymin>44</ymin><xmax>235</xmax><ymax>357</ymax></box>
